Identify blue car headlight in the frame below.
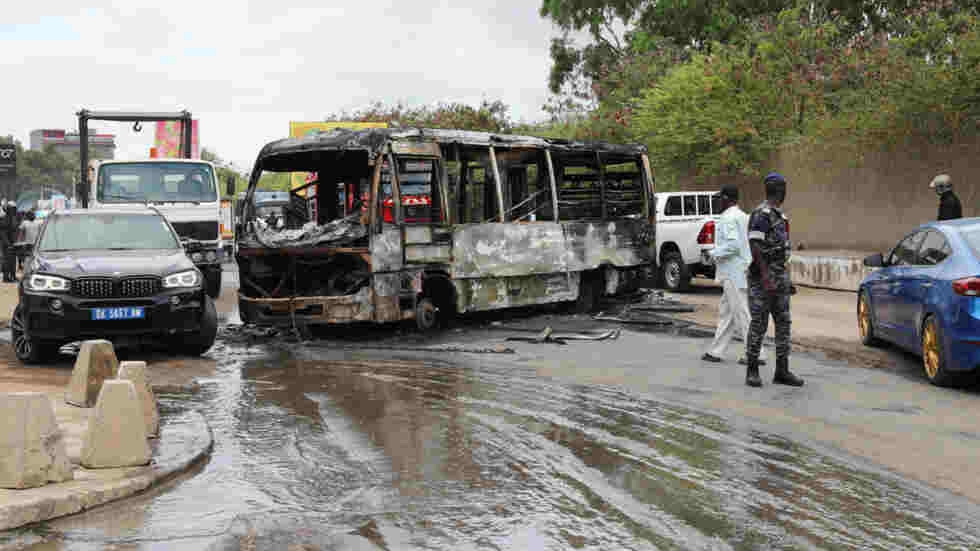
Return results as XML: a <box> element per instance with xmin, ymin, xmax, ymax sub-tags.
<box><xmin>26</xmin><ymin>274</ymin><xmax>70</xmax><ymax>292</ymax></box>
<box><xmin>163</xmin><ymin>270</ymin><xmax>201</xmax><ymax>289</ymax></box>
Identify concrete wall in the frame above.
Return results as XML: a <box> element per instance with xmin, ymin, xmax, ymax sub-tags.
<box><xmin>674</xmin><ymin>136</ymin><xmax>980</xmax><ymax>252</ymax></box>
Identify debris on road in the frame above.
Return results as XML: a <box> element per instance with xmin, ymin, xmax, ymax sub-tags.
<box><xmin>504</xmin><ymin>325</ymin><xmax>621</xmax><ymax>345</ymax></box>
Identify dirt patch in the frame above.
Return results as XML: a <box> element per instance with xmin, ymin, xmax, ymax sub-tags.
<box><xmin>0</xmin><ymin>282</ymin><xmax>20</xmax><ymax>327</ymax></box>
<box><xmin>0</xmin><ymin>346</ymin><xmax>71</xmax><ymax>393</ymax></box>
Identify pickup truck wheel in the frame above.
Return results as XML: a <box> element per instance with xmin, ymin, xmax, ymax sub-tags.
<box><xmin>661</xmin><ymin>252</ymin><xmax>691</xmax><ymax>292</ymax></box>
<box><xmin>179</xmin><ymin>296</ymin><xmax>218</xmax><ymax>356</ymax></box>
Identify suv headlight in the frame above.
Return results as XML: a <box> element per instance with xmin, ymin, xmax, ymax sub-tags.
<box><xmin>163</xmin><ymin>270</ymin><xmax>201</xmax><ymax>289</ymax></box>
<box><xmin>26</xmin><ymin>274</ymin><xmax>70</xmax><ymax>292</ymax></box>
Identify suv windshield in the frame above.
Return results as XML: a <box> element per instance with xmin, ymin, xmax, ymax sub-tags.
<box><xmin>39</xmin><ymin>213</ymin><xmax>180</xmax><ymax>251</ymax></box>
<box><xmin>97</xmin><ymin>162</ymin><xmax>217</xmax><ymax>203</ymax></box>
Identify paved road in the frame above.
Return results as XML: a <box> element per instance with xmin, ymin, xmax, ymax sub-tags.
<box><xmin>6</xmin><ymin>310</ymin><xmax>980</xmax><ymax>550</ymax></box>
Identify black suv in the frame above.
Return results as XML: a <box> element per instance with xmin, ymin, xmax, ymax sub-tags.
<box><xmin>11</xmin><ymin>208</ymin><xmax>217</xmax><ymax>364</ymax></box>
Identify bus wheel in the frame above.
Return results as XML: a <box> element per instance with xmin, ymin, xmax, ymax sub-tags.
<box><xmin>416</xmin><ymin>297</ymin><xmax>439</xmax><ymax>331</ymax></box>
<box><xmin>574</xmin><ymin>272</ymin><xmax>602</xmax><ymax>314</ymax></box>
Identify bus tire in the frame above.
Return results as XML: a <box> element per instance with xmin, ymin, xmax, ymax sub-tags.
<box><xmin>574</xmin><ymin>272</ymin><xmax>601</xmax><ymax>314</ymax></box>
<box><xmin>416</xmin><ymin>297</ymin><xmax>439</xmax><ymax>332</ymax></box>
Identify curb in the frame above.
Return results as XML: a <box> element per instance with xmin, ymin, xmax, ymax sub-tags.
<box><xmin>0</xmin><ymin>409</ymin><xmax>213</xmax><ymax>532</ymax></box>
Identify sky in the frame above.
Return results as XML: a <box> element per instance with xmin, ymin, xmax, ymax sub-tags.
<box><xmin>0</xmin><ymin>2</ymin><xmax>561</xmax><ymax>173</ymax></box>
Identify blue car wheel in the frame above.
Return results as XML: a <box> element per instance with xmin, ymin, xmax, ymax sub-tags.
<box><xmin>858</xmin><ymin>291</ymin><xmax>883</xmax><ymax>347</ymax></box>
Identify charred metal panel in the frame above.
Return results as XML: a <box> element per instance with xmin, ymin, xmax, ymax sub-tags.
<box><xmin>450</xmin><ymin>223</ymin><xmax>573</xmax><ymax>279</ymax></box>
<box><xmin>456</xmin><ymin>272</ymin><xmax>579</xmax><ymax>313</ymax></box>
<box><xmin>562</xmin><ymin>219</ymin><xmax>655</xmax><ymax>270</ymax></box>
<box><xmin>406</xmin><ymin>244</ymin><xmax>452</xmax><ymax>264</ymax></box>
<box><xmin>239</xmin><ymin>287</ymin><xmax>374</xmax><ymax>325</ymax></box>
<box><xmin>391</xmin><ymin>141</ymin><xmax>441</xmax><ymax>157</ymax></box>
<box><xmin>404</xmin><ymin>226</ymin><xmax>432</xmax><ymax>244</ymax></box>
<box><xmin>370</xmin><ymin>227</ymin><xmax>403</xmax><ymax>272</ymax></box>
<box><xmin>372</xmin><ymin>273</ymin><xmax>402</xmax><ymax>322</ymax></box>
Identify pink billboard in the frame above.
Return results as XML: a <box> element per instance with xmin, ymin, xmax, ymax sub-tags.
<box><xmin>154</xmin><ymin>120</ymin><xmax>199</xmax><ymax>158</ymax></box>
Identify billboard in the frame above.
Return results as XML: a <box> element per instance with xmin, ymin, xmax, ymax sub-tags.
<box><xmin>0</xmin><ymin>144</ymin><xmax>15</xmax><ymax>200</ymax></box>
<box><xmin>154</xmin><ymin>120</ymin><xmax>200</xmax><ymax>159</ymax></box>
<box><xmin>288</xmin><ymin>121</ymin><xmax>387</xmax><ymax>194</ymax></box>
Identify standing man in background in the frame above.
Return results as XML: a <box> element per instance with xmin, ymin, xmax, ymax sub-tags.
<box><xmin>1</xmin><ymin>202</ymin><xmax>18</xmax><ymax>282</ymax></box>
<box><xmin>744</xmin><ymin>173</ymin><xmax>804</xmax><ymax>388</ymax></box>
<box><xmin>702</xmin><ymin>184</ymin><xmax>765</xmax><ymax>365</ymax></box>
<box><xmin>930</xmin><ymin>174</ymin><xmax>962</xmax><ymax>221</ymax></box>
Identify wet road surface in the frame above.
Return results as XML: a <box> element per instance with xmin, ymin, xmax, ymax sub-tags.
<box><xmin>6</xmin><ymin>315</ymin><xmax>980</xmax><ymax>551</ymax></box>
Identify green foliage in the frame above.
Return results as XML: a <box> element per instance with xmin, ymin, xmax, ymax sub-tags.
<box><xmin>634</xmin><ymin>48</ymin><xmax>784</xmax><ymax>181</ymax></box>
<box><xmin>255</xmin><ymin>172</ymin><xmax>291</xmax><ymax>192</ymax></box>
<box><xmin>201</xmin><ymin>148</ymin><xmax>247</xmax><ymax>198</ymax></box>
<box><xmin>0</xmin><ymin>137</ymin><xmax>83</xmax><ymax>199</ymax></box>
<box><xmin>325</xmin><ymin>99</ymin><xmax>514</xmax><ymax>133</ymax></box>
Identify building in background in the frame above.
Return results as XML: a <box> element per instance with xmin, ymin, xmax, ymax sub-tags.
<box><xmin>29</xmin><ymin>129</ymin><xmax>116</xmax><ymax>159</ymax></box>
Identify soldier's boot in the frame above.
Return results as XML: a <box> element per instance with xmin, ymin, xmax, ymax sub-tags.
<box><xmin>745</xmin><ymin>359</ymin><xmax>762</xmax><ymax>388</ymax></box>
<box><xmin>773</xmin><ymin>358</ymin><xmax>804</xmax><ymax>387</ymax></box>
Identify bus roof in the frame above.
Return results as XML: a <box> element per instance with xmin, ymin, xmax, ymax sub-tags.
<box><xmin>255</xmin><ymin>127</ymin><xmax>648</xmax><ymax>172</ymax></box>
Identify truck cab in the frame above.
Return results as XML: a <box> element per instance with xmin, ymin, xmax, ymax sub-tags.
<box><xmin>86</xmin><ymin>158</ymin><xmax>225</xmax><ymax>298</ymax></box>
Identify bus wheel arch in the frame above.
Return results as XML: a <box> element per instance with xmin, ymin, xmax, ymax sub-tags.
<box><xmin>420</xmin><ymin>272</ymin><xmax>457</xmax><ymax>329</ymax></box>
<box><xmin>574</xmin><ymin>269</ymin><xmax>604</xmax><ymax>313</ymax></box>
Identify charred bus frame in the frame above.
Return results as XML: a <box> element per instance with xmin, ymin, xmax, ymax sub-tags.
<box><xmin>235</xmin><ymin>128</ymin><xmax>656</xmax><ymax>330</ymax></box>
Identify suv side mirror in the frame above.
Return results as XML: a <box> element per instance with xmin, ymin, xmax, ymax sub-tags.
<box><xmin>226</xmin><ymin>175</ymin><xmax>236</xmax><ymax>197</ymax></box>
<box><xmin>863</xmin><ymin>252</ymin><xmax>884</xmax><ymax>267</ymax></box>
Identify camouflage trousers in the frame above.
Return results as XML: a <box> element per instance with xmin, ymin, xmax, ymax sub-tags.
<box><xmin>746</xmin><ymin>280</ymin><xmax>791</xmax><ymax>363</ymax></box>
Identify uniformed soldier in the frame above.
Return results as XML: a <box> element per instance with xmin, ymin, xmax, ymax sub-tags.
<box><xmin>930</xmin><ymin>174</ymin><xmax>962</xmax><ymax>221</ymax></box>
<box><xmin>744</xmin><ymin>173</ymin><xmax>804</xmax><ymax>388</ymax></box>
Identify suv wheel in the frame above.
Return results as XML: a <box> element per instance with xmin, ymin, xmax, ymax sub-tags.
<box><xmin>11</xmin><ymin>305</ymin><xmax>56</xmax><ymax>365</ymax></box>
<box><xmin>661</xmin><ymin>252</ymin><xmax>691</xmax><ymax>292</ymax></box>
<box><xmin>179</xmin><ymin>296</ymin><xmax>218</xmax><ymax>356</ymax></box>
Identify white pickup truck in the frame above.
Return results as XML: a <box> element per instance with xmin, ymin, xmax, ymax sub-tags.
<box><xmin>653</xmin><ymin>191</ymin><xmax>722</xmax><ymax>291</ymax></box>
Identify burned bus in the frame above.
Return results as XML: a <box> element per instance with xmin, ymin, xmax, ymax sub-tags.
<box><xmin>235</xmin><ymin>128</ymin><xmax>656</xmax><ymax>330</ymax></box>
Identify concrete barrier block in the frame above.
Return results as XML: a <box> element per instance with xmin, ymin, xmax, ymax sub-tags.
<box><xmin>65</xmin><ymin>340</ymin><xmax>119</xmax><ymax>408</ymax></box>
<box><xmin>80</xmin><ymin>380</ymin><xmax>151</xmax><ymax>469</ymax></box>
<box><xmin>117</xmin><ymin>361</ymin><xmax>159</xmax><ymax>439</ymax></box>
<box><xmin>0</xmin><ymin>393</ymin><xmax>73</xmax><ymax>489</ymax></box>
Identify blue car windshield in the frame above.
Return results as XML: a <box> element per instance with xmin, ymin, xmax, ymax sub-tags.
<box><xmin>961</xmin><ymin>227</ymin><xmax>980</xmax><ymax>260</ymax></box>
<box><xmin>39</xmin><ymin>213</ymin><xmax>180</xmax><ymax>251</ymax></box>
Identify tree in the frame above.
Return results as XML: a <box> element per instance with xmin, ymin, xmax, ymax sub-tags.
<box><xmin>201</xmin><ymin>148</ymin><xmax>247</xmax><ymax>197</ymax></box>
<box><xmin>325</xmin><ymin>99</ymin><xmax>514</xmax><ymax>133</ymax></box>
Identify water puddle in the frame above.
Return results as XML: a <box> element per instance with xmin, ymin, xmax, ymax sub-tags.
<box><xmin>6</xmin><ymin>343</ymin><xmax>980</xmax><ymax>550</ymax></box>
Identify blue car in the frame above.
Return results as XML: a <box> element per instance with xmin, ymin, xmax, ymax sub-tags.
<box><xmin>859</xmin><ymin>218</ymin><xmax>980</xmax><ymax>387</ymax></box>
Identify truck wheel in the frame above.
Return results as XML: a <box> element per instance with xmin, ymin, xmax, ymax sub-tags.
<box><xmin>237</xmin><ymin>297</ymin><xmax>252</xmax><ymax>325</ymax></box>
<box><xmin>205</xmin><ymin>267</ymin><xmax>221</xmax><ymax>299</ymax></box>
<box><xmin>180</xmin><ymin>296</ymin><xmax>218</xmax><ymax>356</ymax></box>
<box><xmin>661</xmin><ymin>252</ymin><xmax>691</xmax><ymax>292</ymax></box>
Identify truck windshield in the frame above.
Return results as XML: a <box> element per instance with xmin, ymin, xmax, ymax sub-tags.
<box><xmin>39</xmin><ymin>213</ymin><xmax>180</xmax><ymax>251</ymax></box>
<box><xmin>97</xmin><ymin>162</ymin><xmax>217</xmax><ymax>204</ymax></box>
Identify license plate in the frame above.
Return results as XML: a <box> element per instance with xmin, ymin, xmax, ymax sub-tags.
<box><xmin>91</xmin><ymin>307</ymin><xmax>145</xmax><ymax>321</ymax></box>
